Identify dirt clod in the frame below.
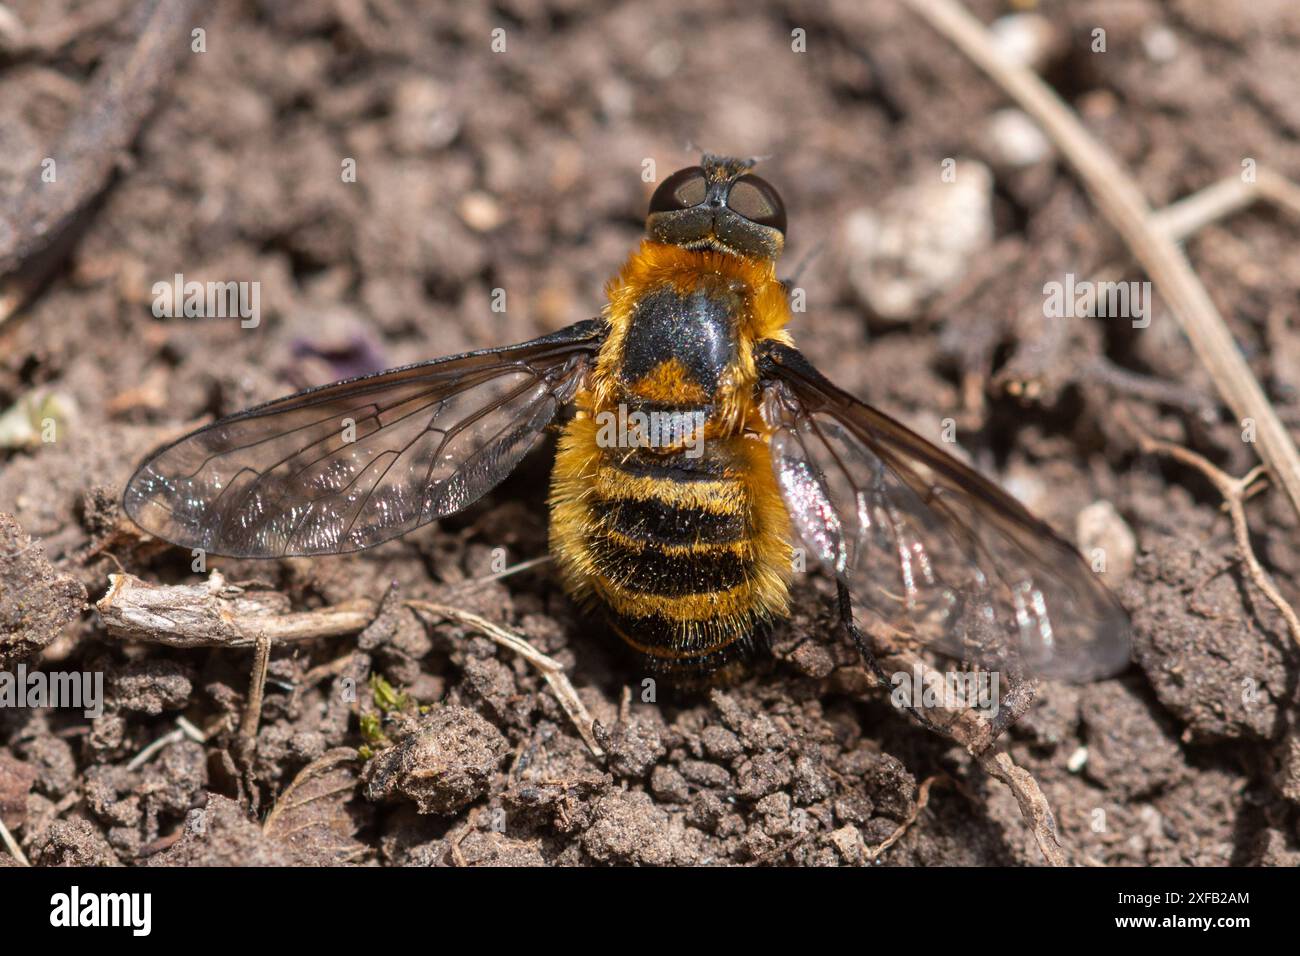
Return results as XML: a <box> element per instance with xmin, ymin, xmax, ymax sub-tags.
<box><xmin>365</xmin><ymin>706</ymin><xmax>508</xmax><ymax>815</ymax></box>
<box><xmin>0</xmin><ymin>751</ymin><xmax>36</xmax><ymax>829</ymax></box>
<box><xmin>595</xmin><ymin>713</ymin><xmax>667</xmax><ymax>779</ymax></box>
<box><xmin>149</xmin><ymin>794</ymin><xmax>337</xmax><ymax>867</ymax></box>
<box><xmin>0</xmin><ymin>513</ymin><xmax>85</xmax><ymax>669</ymax></box>
<box><xmin>1080</xmin><ymin>680</ymin><xmax>1185</xmax><ymax>799</ymax></box>
<box><xmin>1130</xmin><ymin>532</ymin><xmax>1289</xmax><ymax>741</ymax></box>
<box><xmin>582</xmin><ymin>789</ymin><xmax>700</xmax><ymax>865</ymax></box>
<box><xmin>30</xmin><ymin>816</ymin><xmax>119</xmax><ymax>867</ymax></box>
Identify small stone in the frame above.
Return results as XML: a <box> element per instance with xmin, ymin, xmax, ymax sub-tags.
<box><xmin>843</xmin><ymin>161</ymin><xmax>993</xmax><ymax>322</ymax></box>
<box><xmin>457</xmin><ymin>192</ymin><xmax>504</xmax><ymax>232</ymax></box>
<box><xmin>1066</xmin><ymin>746</ymin><xmax>1089</xmax><ymax>773</ymax></box>
<box><xmin>1076</xmin><ymin>500</ymin><xmax>1137</xmax><ymax>579</ymax></box>
<box><xmin>391</xmin><ymin>78</ymin><xmax>460</xmax><ymax>153</ymax></box>
<box><xmin>0</xmin><ymin>6</ymin><xmax>27</xmax><ymax>50</ymax></box>
<box><xmin>984</xmin><ymin>109</ymin><xmax>1052</xmax><ymax>168</ymax></box>
<box><xmin>829</xmin><ymin>825</ymin><xmax>864</xmax><ymax>865</ymax></box>
<box><xmin>1141</xmin><ymin>25</ymin><xmax>1179</xmax><ymax>63</ymax></box>
<box><xmin>989</xmin><ymin>14</ymin><xmax>1063</xmax><ymax>72</ymax></box>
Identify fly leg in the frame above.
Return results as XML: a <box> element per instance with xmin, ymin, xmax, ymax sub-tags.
<box><xmin>836</xmin><ymin>580</ymin><xmax>949</xmax><ymax>738</ymax></box>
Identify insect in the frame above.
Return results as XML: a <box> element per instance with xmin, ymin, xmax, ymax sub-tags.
<box><xmin>124</xmin><ymin>154</ymin><xmax>1130</xmax><ymax>722</ymax></box>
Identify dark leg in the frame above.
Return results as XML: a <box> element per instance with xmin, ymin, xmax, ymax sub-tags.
<box><xmin>835</xmin><ymin>580</ymin><xmax>949</xmax><ymax>738</ymax></box>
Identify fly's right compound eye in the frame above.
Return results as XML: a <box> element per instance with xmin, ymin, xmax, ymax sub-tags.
<box><xmin>649</xmin><ymin>166</ymin><xmax>708</xmax><ymax>214</ymax></box>
<box><xmin>727</xmin><ymin>174</ymin><xmax>787</xmax><ymax>235</ymax></box>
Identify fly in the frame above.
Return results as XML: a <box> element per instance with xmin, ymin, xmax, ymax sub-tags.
<box><xmin>123</xmin><ymin>153</ymin><xmax>1131</xmax><ymax>725</ymax></box>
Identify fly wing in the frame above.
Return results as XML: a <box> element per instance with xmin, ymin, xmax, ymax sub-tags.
<box><xmin>124</xmin><ymin>319</ymin><xmax>605</xmax><ymax>558</ymax></box>
<box><xmin>758</xmin><ymin>341</ymin><xmax>1130</xmax><ymax>682</ymax></box>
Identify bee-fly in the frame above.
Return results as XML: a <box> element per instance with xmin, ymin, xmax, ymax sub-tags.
<box><xmin>125</xmin><ymin>154</ymin><xmax>1130</xmax><ymax>711</ymax></box>
<box><xmin>549</xmin><ymin>157</ymin><xmax>799</xmax><ymax>678</ymax></box>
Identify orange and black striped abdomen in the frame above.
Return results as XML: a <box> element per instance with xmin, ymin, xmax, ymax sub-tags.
<box><xmin>550</xmin><ymin>417</ymin><xmax>793</xmax><ymax>677</ymax></box>
<box><xmin>550</xmin><ymin>241</ymin><xmax>798</xmax><ymax>678</ymax></box>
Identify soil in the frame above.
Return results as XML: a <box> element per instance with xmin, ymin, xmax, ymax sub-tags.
<box><xmin>3</xmin><ymin>0</ymin><xmax>1300</xmax><ymax>867</ymax></box>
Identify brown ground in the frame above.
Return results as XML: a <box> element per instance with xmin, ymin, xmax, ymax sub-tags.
<box><xmin>2</xmin><ymin>0</ymin><xmax>1300</xmax><ymax>867</ymax></box>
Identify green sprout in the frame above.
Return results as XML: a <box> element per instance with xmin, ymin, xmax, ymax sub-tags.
<box><xmin>369</xmin><ymin>673</ymin><xmax>410</xmax><ymax>714</ymax></box>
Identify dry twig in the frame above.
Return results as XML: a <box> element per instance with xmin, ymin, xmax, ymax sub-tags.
<box><xmin>901</xmin><ymin>0</ymin><xmax>1300</xmax><ymax>524</ymax></box>
<box><xmin>125</xmin><ymin>715</ymin><xmax>209</xmax><ymax>772</ymax></box>
<box><xmin>0</xmin><ymin>0</ymin><xmax>206</xmax><ymax>321</ymax></box>
<box><xmin>96</xmin><ymin>573</ymin><xmax>603</xmax><ymax>759</ymax></box>
<box><xmin>1154</xmin><ymin>168</ymin><xmax>1300</xmax><ymax>240</ymax></box>
<box><xmin>873</xmin><ymin>644</ymin><xmax>1066</xmax><ymax>866</ymax></box>
<box><xmin>98</xmin><ymin>570</ymin><xmax>376</xmax><ymax>806</ymax></box>
<box><xmin>442</xmin><ymin>555</ymin><xmax>554</xmax><ymax>595</ymax></box>
<box><xmin>1002</xmin><ymin>169</ymin><xmax>1300</xmax><ymax>407</ymax></box>
<box><xmin>1121</xmin><ymin>417</ymin><xmax>1300</xmax><ymax>648</ymax></box>
<box><xmin>97</xmin><ymin>571</ymin><xmax>377</xmax><ymax>647</ymax></box>
<box><xmin>864</xmin><ymin>774</ymin><xmax>944</xmax><ymax>863</ymax></box>
<box><xmin>234</xmin><ymin>632</ymin><xmax>274</xmax><ymax>800</ymax></box>
<box><xmin>449</xmin><ymin>806</ymin><xmax>483</xmax><ymax>867</ymax></box>
<box><xmin>0</xmin><ymin>815</ymin><xmax>30</xmax><ymax>867</ymax></box>
<box><xmin>407</xmin><ymin>600</ymin><xmax>604</xmax><ymax>758</ymax></box>
<box><xmin>977</xmin><ymin>750</ymin><xmax>1065</xmax><ymax>866</ymax></box>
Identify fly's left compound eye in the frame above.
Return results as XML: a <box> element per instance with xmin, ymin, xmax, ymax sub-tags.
<box><xmin>727</xmin><ymin>174</ymin><xmax>786</xmax><ymax>234</ymax></box>
<box><xmin>649</xmin><ymin>166</ymin><xmax>708</xmax><ymax>214</ymax></box>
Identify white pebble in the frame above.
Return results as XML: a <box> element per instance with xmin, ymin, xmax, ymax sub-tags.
<box><xmin>990</xmin><ymin>14</ymin><xmax>1061</xmax><ymax>72</ymax></box>
<box><xmin>1076</xmin><ymin>500</ymin><xmax>1137</xmax><ymax>579</ymax></box>
<box><xmin>843</xmin><ymin>161</ymin><xmax>994</xmax><ymax>322</ymax></box>
<box><xmin>1067</xmin><ymin>746</ymin><xmax>1089</xmax><ymax>773</ymax></box>
<box><xmin>984</xmin><ymin>108</ymin><xmax>1052</xmax><ymax>168</ymax></box>
<box><xmin>1141</xmin><ymin>25</ymin><xmax>1179</xmax><ymax>63</ymax></box>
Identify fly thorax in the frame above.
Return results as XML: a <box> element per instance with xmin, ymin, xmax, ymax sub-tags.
<box><xmin>617</xmin><ymin>285</ymin><xmax>741</xmax><ymax>403</ymax></box>
<box><xmin>597</xmin><ymin>284</ymin><xmax>745</xmax><ymax>456</ymax></box>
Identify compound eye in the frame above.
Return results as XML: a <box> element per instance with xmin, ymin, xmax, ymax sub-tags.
<box><xmin>649</xmin><ymin>166</ymin><xmax>707</xmax><ymax>214</ymax></box>
<box><xmin>728</xmin><ymin>174</ymin><xmax>786</xmax><ymax>233</ymax></box>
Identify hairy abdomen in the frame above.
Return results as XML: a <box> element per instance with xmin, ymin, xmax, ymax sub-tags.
<box><xmin>549</xmin><ymin>414</ymin><xmax>792</xmax><ymax>677</ymax></box>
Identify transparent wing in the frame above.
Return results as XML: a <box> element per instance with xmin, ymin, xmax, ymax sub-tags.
<box><xmin>758</xmin><ymin>342</ymin><xmax>1130</xmax><ymax>682</ymax></box>
<box><xmin>124</xmin><ymin>320</ymin><xmax>604</xmax><ymax>558</ymax></box>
